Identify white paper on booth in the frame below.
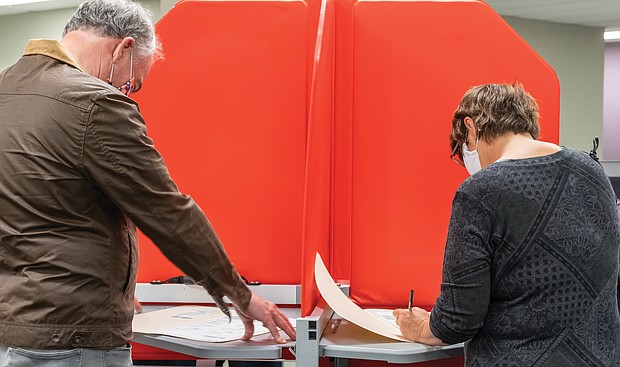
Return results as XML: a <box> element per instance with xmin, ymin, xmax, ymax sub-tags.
<box><xmin>314</xmin><ymin>253</ymin><xmax>406</xmax><ymax>341</ymax></box>
<box><xmin>364</xmin><ymin>308</ymin><xmax>398</xmax><ymax>324</ymax></box>
<box><xmin>132</xmin><ymin>305</ymin><xmax>271</xmax><ymax>343</ymax></box>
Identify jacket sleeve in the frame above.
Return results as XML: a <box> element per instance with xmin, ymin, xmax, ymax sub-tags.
<box><xmin>429</xmin><ymin>190</ymin><xmax>493</xmax><ymax>345</ymax></box>
<box><xmin>81</xmin><ymin>91</ymin><xmax>251</xmax><ymax>311</ymax></box>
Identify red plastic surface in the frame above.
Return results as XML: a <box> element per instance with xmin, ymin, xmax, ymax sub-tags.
<box><xmin>301</xmin><ymin>0</ymin><xmax>335</xmax><ymax>317</ymax></box>
<box><xmin>134</xmin><ymin>0</ymin><xmax>309</xmax><ymax>286</ymax></box>
<box><xmin>342</xmin><ymin>0</ymin><xmax>560</xmax><ymax>309</ymax></box>
<box><xmin>132</xmin><ymin>0</ymin><xmax>311</xmax><ymax>360</ymax></box>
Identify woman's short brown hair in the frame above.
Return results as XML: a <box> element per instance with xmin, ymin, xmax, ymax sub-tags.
<box><xmin>449</xmin><ymin>83</ymin><xmax>540</xmax><ymax>159</ymax></box>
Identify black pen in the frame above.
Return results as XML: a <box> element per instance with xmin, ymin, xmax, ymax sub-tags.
<box><xmin>408</xmin><ymin>289</ymin><xmax>414</xmax><ymax>310</ymax></box>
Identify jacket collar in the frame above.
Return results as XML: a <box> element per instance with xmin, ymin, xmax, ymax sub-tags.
<box><xmin>23</xmin><ymin>39</ymin><xmax>84</xmax><ymax>72</ymax></box>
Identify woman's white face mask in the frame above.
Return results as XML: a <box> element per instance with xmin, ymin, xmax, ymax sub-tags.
<box><xmin>462</xmin><ymin>137</ymin><xmax>481</xmax><ymax>175</ymax></box>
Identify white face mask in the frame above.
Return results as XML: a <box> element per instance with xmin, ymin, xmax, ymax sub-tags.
<box><xmin>462</xmin><ymin>141</ymin><xmax>481</xmax><ymax>175</ymax></box>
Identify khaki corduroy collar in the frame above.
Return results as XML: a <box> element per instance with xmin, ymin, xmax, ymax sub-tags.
<box><xmin>23</xmin><ymin>39</ymin><xmax>84</xmax><ymax>72</ymax></box>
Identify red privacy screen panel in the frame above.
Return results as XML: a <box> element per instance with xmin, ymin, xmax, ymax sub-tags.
<box><xmin>132</xmin><ymin>0</ymin><xmax>560</xmax><ymax>318</ymax></box>
<box><xmin>132</xmin><ymin>0</ymin><xmax>309</xmax><ymax>285</ymax></box>
<box><xmin>301</xmin><ymin>0</ymin><xmax>335</xmax><ymax>316</ymax></box>
<box><xmin>344</xmin><ymin>0</ymin><xmax>560</xmax><ymax>308</ymax></box>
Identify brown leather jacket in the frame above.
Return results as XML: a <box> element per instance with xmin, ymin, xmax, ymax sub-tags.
<box><xmin>0</xmin><ymin>40</ymin><xmax>251</xmax><ymax>349</ymax></box>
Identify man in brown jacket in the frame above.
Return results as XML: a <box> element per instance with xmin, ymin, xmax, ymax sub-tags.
<box><xmin>0</xmin><ymin>0</ymin><xmax>295</xmax><ymax>365</ymax></box>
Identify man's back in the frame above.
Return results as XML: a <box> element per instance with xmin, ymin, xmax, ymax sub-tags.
<box><xmin>0</xmin><ymin>45</ymin><xmax>137</xmax><ymax>349</ymax></box>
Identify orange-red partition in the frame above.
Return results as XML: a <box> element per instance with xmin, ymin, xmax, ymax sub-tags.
<box><xmin>323</xmin><ymin>2</ymin><xmax>559</xmax><ymax>366</ymax></box>
<box><xmin>134</xmin><ymin>0</ymin><xmax>309</xmax><ymax>286</ymax></box>
<box><xmin>301</xmin><ymin>0</ymin><xmax>336</xmax><ymax>317</ymax></box>
<box><xmin>132</xmin><ymin>0</ymin><xmax>312</xmax><ymax>360</ymax></box>
<box><xmin>335</xmin><ymin>0</ymin><xmax>559</xmax><ymax>312</ymax></box>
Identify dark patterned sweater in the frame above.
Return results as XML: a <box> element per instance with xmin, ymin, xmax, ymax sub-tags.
<box><xmin>429</xmin><ymin>147</ymin><xmax>620</xmax><ymax>367</ymax></box>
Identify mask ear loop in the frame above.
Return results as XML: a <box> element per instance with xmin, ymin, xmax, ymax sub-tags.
<box><xmin>105</xmin><ymin>48</ymin><xmax>134</xmax><ymax>96</ymax></box>
<box><xmin>125</xmin><ymin>48</ymin><xmax>134</xmax><ymax>96</ymax></box>
<box><xmin>464</xmin><ymin>127</ymin><xmax>481</xmax><ymax>153</ymax></box>
<box><xmin>129</xmin><ymin>48</ymin><xmax>133</xmax><ymax>78</ymax></box>
<box><xmin>106</xmin><ymin>64</ymin><xmax>115</xmax><ymax>85</ymax></box>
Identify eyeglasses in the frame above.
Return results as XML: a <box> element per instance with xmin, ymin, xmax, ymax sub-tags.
<box><xmin>450</xmin><ymin>142</ymin><xmax>465</xmax><ymax>167</ymax></box>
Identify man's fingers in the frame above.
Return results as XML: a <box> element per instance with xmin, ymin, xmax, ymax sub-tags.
<box><xmin>274</xmin><ymin>312</ymin><xmax>296</xmax><ymax>340</ymax></box>
<box><xmin>240</xmin><ymin>316</ymin><xmax>255</xmax><ymax>341</ymax></box>
<box><xmin>263</xmin><ymin>319</ymin><xmax>285</xmax><ymax>344</ymax></box>
<box><xmin>134</xmin><ymin>298</ymin><xmax>143</xmax><ymax>314</ymax></box>
<box><xmin>240</xmin><ymin>293</ymin><xmax>296</xmax><ymax>343</ymax></box>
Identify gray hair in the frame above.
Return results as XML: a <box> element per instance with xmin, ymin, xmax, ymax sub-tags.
<box><xmin>63</xmin><ymin>0</ymin><xmax>161</xmax><ymax>60</ymax></box>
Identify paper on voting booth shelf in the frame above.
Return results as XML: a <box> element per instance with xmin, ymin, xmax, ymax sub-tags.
<box><xmin>133</xmin><ymin>305</ymin><xmax>274</xmax><ymax>343</ymax></box>
<box><xmin>314</xmin><ymin>253</ymin><xmax>407</xmax><ymax>342</ymax></box>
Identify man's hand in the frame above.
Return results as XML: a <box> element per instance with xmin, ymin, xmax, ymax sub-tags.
<box><xmin>392</xmin><ymin>307</ymin><xmax>443</xmax><ymax>345</ymax></box>
<box><xmin>237</xmin><ymin>293</ymin><xmax>296</xmax><ymax>344</ymax></box>
<box><xmin>134</xmin><ymin>297</ymin><xmax>143</xmax><ymax>313</ymax></box>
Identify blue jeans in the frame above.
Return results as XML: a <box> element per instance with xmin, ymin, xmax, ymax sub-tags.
<box><xmin>0</xmin><ymin>345</ymin><xmax>131</xmax><ymax>367</ymax></box>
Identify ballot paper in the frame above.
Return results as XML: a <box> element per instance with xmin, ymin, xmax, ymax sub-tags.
<box><xmin>364</xmin><ymin>308</ymin><xmax>398</xmax><ymax>324</ymax></box>
<box><xmin>314</xmin><ymin>253</ymin><xmax>407</xmax><ymax>341</ymax></box>
<box><xmin>133</xmin><ymin>306</ymin><xmax>272</xmax><ymax>343</ymax></box>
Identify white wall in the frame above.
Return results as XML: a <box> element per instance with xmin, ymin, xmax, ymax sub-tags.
<box><xmin>503</xmin><ymin>16</ymin><xmax>605</xmax><ymax>155</ymax></box>
<box><xmin>0</xmin><ymin>8</ymin><xmax>76</xmax><ymax>70</ymax></box>
<box><xmin>603</xmin><ymin>42</ymin><xmax>620</xmax><ymax>160</ymax></box>
<box><xmin>0</xmin><ymin>0</ymin><xmax>162</xmax><ymax>71</ymax></box>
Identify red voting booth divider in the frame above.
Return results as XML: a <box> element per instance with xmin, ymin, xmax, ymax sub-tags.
<box><xmin>301</xmin><ymin>0</ymin><xmax>335</xmax><ymax>321</ymax></box>
<box><xmin>132</xmin><ymin>0</ymin><xmax>559</xmax><ymax>364</ymax></box>
<box><xmin>339</xmin><ymin>0</ymin><xmax>560</xmax><ymax>310</ymax></box>
<box><xmin>134</xmin><ymin>0</ymin><xmax>309</xmax><ymax>286</ymax></box>
<box><xmin>132</xmin><ymin>0</ymin><xmax>311</xmax><ymax>360</ymax></box>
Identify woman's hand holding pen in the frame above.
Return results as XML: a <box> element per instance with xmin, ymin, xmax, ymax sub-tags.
<box><xmin>392</xmin><ymin>307</ymin><xmax>444</xmax><ymax>346</ymax></box>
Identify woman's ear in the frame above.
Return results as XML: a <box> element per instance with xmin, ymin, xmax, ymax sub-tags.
<box><xmin>463</xmin><ymin>117</ymin><xmax>476</xmax><ymax>131</ymax></box>
<box><xmin>463</xmin><ymin>117</ymin><xmax>478</xmax><ymax>143</ymax></box>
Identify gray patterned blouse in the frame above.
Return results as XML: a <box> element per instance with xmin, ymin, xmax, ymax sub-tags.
<box><xmin>430</xmin><ymin>147</ymin><xmax>620</xmax><ymax>367</ymax></box>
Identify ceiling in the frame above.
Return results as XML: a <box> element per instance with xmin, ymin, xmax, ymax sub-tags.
<box><xmin>1</xmin><ymin>0</ymin><xmax>620</xmax><ymax>30</ymax></box>
<box><xmin>0</xmin><ymin>0</ymin><xmax>81</xmax><ymax>16</ymax></box>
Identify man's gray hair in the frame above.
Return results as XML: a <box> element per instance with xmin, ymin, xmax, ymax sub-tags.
<box><xmin>63</xmin><ymin>0</ymin><xmax>161</xmax><ymax>60</ymax></box>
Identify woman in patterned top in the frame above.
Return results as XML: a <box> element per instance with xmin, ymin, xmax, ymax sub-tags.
<box><xmin>393</xmin><ymin>83</ymin><xmax>620</xmax><ymax>367</ymax></box>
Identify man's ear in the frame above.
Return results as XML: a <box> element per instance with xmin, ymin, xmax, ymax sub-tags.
<box><xmin>111</xmin><ymin>37</ymin><xmax>135</xmax><ymax>63</ymax></box>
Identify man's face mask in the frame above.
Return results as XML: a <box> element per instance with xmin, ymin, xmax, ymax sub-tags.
<box><xmin>462</xmin><ymin>130</ymin><xmax>482</xmax><ymax>175</ymax></box>
<box><xmin>106</xmin><ymin>48</ymin><xmax>134</xmax><ymax>97</ymax></box>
